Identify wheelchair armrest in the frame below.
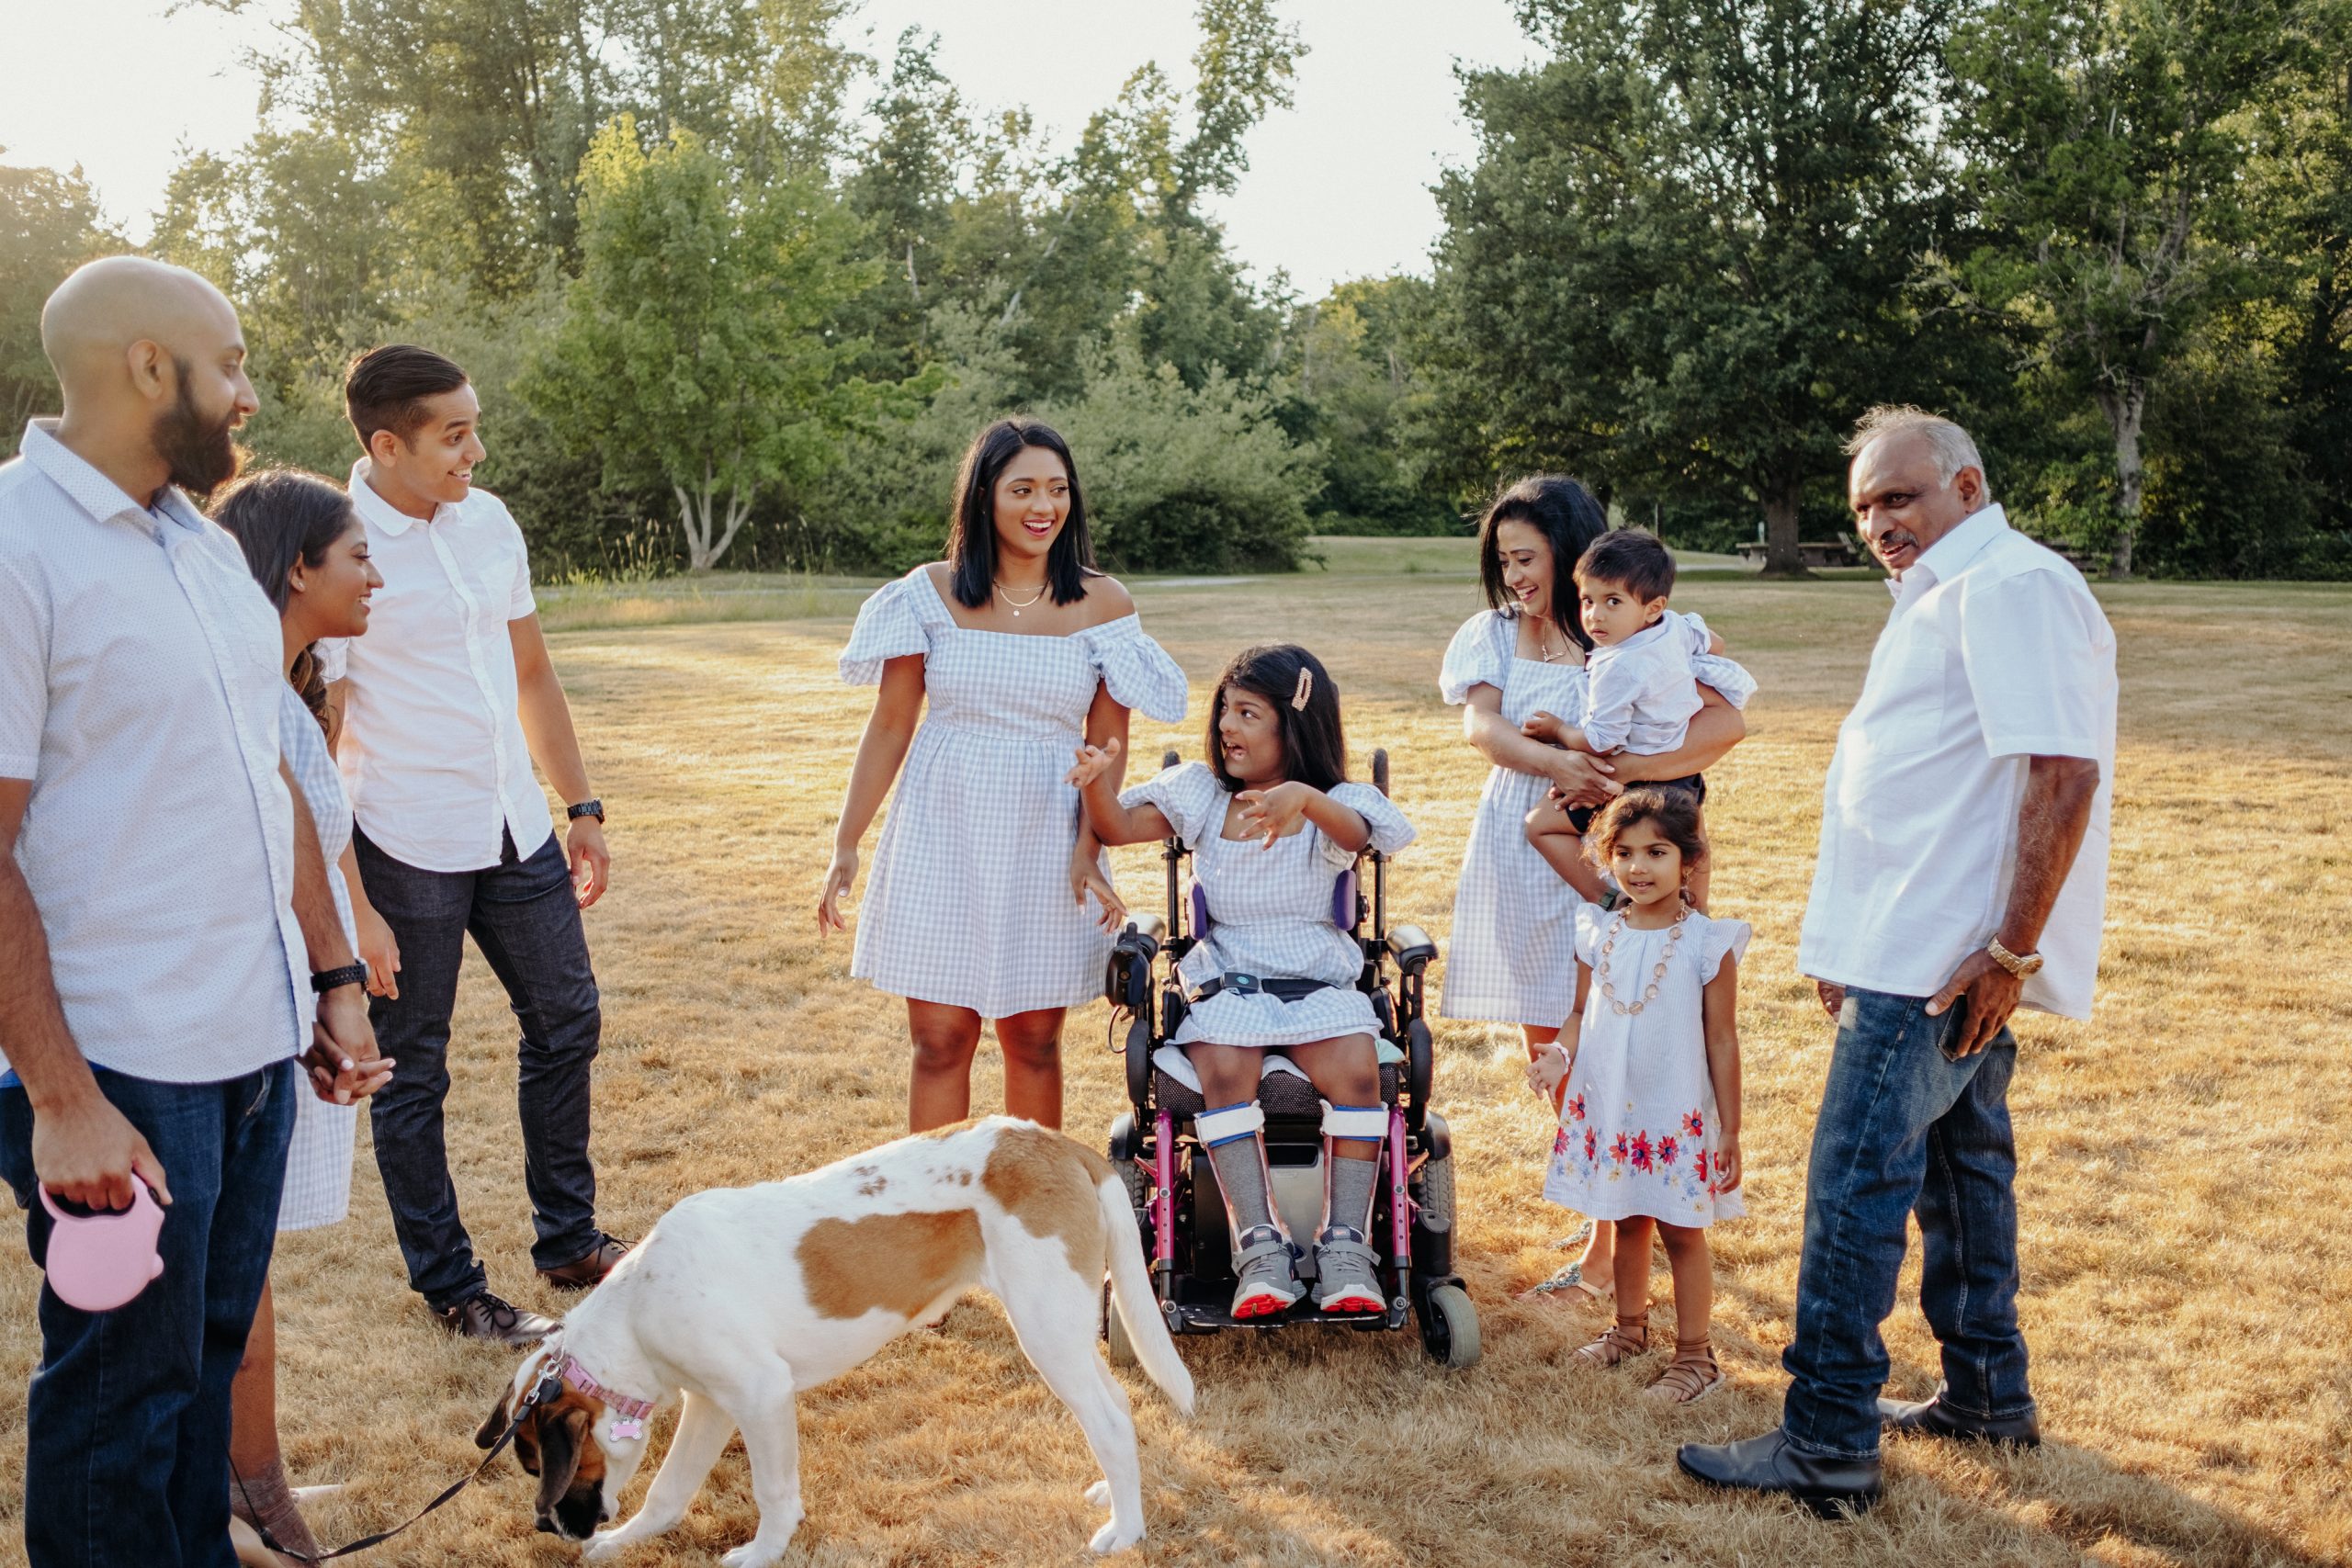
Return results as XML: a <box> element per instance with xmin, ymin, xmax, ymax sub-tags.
<box><xmin>1385</xmin><ymin>923</ymin><xmax>1437</xmax><ymax>973</ymax></box>
<box><xmin>1103</xmin><ymin>918</ymin><xmax>1164</xmax><ymax>1009</ymax></box>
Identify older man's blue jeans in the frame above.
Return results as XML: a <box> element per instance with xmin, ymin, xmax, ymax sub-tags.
<box><xmin>0</xmin><ymin>1060</ymin><xmax>296</xmax><ymax>1568</ymax></box>
<box><xmin>1780</xmin><ymin>986</ymin><xmax>2035</xmax><ymax>1461</ymax></box>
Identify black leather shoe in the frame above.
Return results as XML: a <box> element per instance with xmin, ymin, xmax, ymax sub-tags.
<box><xmin>1879</xmin><ymin>1393</ymin><xmax>2041</xmax><ymax>1449</ymax></box>
<box><xmin>538</xmin><ymin>1234</ymin><xmax>631</xmax><ymax>1292</ymax></box>
<box><xmin>1676</xmin><ymin>1429</ymin><xmax>1884</xmax><ymax>1517</ymax></box>
<box><xmin>435</xmin><ymin>1289</ymin><xmax>557</xmax><ymax>1346</ymax></box>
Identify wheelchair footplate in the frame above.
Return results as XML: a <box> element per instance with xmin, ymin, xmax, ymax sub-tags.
<box><xmin>1162</xmin><ymin>1275</ymin><xmax>1408</xmax><ymax>1335</ymax></box>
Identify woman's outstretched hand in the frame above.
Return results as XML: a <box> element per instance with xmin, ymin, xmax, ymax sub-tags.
<box><xmin>1069</xmin><ymin>846</ymin><xmax>1127</xmax><ymax>931</ymax></box>
<box><xmin>1065</xmin><ymin>736</ymin><xmax>1124</xmax><ymax>789</ymax></box>
<box><xmin>1233</xmin><ymin>782</ymin><xmax>1311</xmax><ymax>848</ymax></box>
<box><xmin>818</xmin><ymin>845</ymin><xmax>857</xmax><ymax>932</ymax></box>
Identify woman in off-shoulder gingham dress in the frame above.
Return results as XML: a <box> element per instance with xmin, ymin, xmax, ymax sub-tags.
<box><xmin>821</xmin><ymin>423</ymin><xmax>1189</xmax><ymax>1134</ymax></box>
<box><xmin>836</xmin><ymin>565</ymin><xmax>1186</xmax><ymax>1017</ymax></box>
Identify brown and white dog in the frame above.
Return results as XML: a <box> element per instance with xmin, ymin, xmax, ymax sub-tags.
<box><xmin>476</xmin><ymin>1117</ymin><xmax>1193</xmax><ymax>1565</ymax></box>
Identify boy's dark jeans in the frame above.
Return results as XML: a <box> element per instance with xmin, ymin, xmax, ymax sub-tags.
<box><xmin>0</xmin><ymin>1060</ymin><xmax>296</xmax><ymax>1568</ymax></box>
<box><xmin>356</xmin><ymin>825</ymin><xmax>602</xmax><ymax>1309</ymax></box>
<box><xmin>1781</xmin><ymin>986</ymin><xmax>2037</xmax><ymax>1461</ymax></box>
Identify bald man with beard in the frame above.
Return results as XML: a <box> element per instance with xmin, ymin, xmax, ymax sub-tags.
<box><xmin>0</xmin><ymin>257</ymin><xmax>389</xmax><ymax>1568</ymax></box>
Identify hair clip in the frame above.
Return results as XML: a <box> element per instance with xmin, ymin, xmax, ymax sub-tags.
<box><xmin>1291</xmin><ymin>667</ymin><xmax>1314</xmax><ymax>710</ymax></box>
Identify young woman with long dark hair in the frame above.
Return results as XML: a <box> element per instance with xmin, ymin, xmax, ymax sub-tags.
<box><xmin>211</xmin><ymin>468</ymin><xmax>393</xmax><ymax>1562</ymax></box>
<box><xmin>819</xmin><ymin>419</ymin><xmax>1187</xmax><ymax>1131</ymax></box>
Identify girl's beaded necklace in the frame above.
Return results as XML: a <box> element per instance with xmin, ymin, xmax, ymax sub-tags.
<box><xmin>1596</xmin><ymin>903</ymin><xmax>1690</xmax><ymax>1016</ymax></box>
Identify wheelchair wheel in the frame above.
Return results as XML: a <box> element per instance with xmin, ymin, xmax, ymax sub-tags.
<box><xmin>1418</xmin><ymin>1283</ymin><xmax>1480</xmax><ymax>1370</ymax></box>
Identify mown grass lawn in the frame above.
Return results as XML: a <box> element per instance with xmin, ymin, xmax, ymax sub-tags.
<box><xmin>3</xmin><ymin>563</ymin><xmax>2345</xmax><ymax>1566</ymax></box>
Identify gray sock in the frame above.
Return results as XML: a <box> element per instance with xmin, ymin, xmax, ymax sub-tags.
<box><xmin>1208</xmin><ymin>1135</ymin><xmax>1277</xmax><ymax>1235</ymax></box>
<box><xmin>1327</xmin><ymin>1149</ymin><xmax>1378</xmax><ymax>1235</ymax></box>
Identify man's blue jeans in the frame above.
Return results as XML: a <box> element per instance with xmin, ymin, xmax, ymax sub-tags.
<box><xmin>0</xmin><ymin>1060</ymin><xmax>296</xmax><ymax>1568</ymax></box>
<box><xmin>356</xmin><ymin>825</ymin><xmax>602</xmax><ymax>1308</ymax></box>
<box><xmin>1781</xmin><ymin>987</ymin><xmax>2035</xmax><ymax>1461</ymax></box>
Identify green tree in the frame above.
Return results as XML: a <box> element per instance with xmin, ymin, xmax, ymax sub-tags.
<box><xmin>523</xmin><ymin>118</ymin><xmax>888</xmax><ymax>570</ymax></box>
<box><xmin>1046</xmin><ymin>341</ymin><xmax>1323</xmax><ymax>572</ymax></box>
<box><xmin>1432</xmin><ymin>0</ymin><xmax>1981</xmax><ymax>573</ymax></box>
<box><xmin>1951</xmin><ymin>0</ymin><xmax>2297</xmax><ymax>576</ymax></box>
<box><xmin>1288</xmin><ymin>277</ymin><xmax>1455</xmax><ymax>534</ymax></box>
<box><xmin>0</xmin><ymin>158</ymin><xmax>117</xmax><ymax>456</ymax></box>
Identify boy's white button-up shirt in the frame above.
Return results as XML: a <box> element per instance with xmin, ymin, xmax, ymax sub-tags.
<box><xmin>1797</xmin><ymin>504</ymin><xmax>2117</xmax><ymax>1020</ymax></box>
<box><xmin>0</xmin><ymin>422</ymin><xmax>305</xmax><ymax>1081</ymax></box>
<box><xmin>322</xmin><ymin>460</ymin><xmax>550</xmax><ymax>874</ymax></box>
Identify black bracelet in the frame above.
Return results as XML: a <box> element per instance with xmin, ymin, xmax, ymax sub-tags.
<box><xmin>311</xmin><ymin>964</ymin><xmax>368</xmax><ymax>994</ymax></box>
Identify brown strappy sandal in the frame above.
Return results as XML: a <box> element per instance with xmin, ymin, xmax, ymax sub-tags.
<box><xmin>1645</xmin><ymin>1340</ymin><xmax>1724</xmax><ymax>1404</ymax></box>
<box><xmin>1572</xmin><ymin>1316</ymin><xmax>1650</xmax><ymax>1368</ymax></box>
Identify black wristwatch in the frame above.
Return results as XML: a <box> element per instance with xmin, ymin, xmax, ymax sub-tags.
<box><xmin>566</xmin><ymin>799</ymin><xmax>605</xmax><ymax>824</ymax></box>
<box><xmin>311</xmin><ymin>964</ymin><xmax>368</xmax><ymax>994</ymax></box>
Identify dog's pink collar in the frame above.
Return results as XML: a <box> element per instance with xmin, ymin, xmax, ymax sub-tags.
<box><xmin>560</xmin><ymin>1355</ymin><xmax>656</xmax><ymax>1422</ymax></box>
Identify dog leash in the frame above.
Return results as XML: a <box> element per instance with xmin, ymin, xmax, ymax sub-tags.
<box><xmin>236</xmin><ymin>1360</ymin><xmax>562</xmax><ymax>1562</ymax></box>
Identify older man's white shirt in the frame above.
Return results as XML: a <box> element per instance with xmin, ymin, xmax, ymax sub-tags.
<box><xmin>1798</xmin><ymin>504</ymin><xmax>2116</xmax><ymax>1020</ymax></box>
<box><xmin>320</xmin><ymin>459</ymin><xmax>550</xmax><ymax>874</ymax></box>
<box><xmin>0</xmin><ymin>422</ymin><xmax>305</xmax><ymax>1081</ymax></box>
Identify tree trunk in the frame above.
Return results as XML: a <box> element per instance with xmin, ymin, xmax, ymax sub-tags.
<box><xmin>1759</xmin><ymin>477</ymin><xmax>1807</xmax><ymax>576</ymax></box>
<box><xmin>673</xmin><ymin>468</ymin><xmax>754</xmax><ymax>572</ymax></box>
<box><xmin>2092</xmin><ymin>378</ymin><xmax>2146</xmax><ymax>579</ymax></box>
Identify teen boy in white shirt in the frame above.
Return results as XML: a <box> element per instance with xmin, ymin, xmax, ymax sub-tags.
<box><xmin>325</xmin><ymin>344</ymin><xmax>622</xmax><ymax>1345</ymax></box>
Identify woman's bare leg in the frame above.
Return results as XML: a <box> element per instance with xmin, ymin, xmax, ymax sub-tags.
<box><xmin>229</xmin><ymin>1277</ymin><xmax>320</xmax><ymax>1561</ymax></box>
<box><xmin>995</xmin><ymin>1007</ymin><xmax>1067</xmax><ymax>1129</ymax></box>
<box><xmin>907</xmin><ymin>999</ymin><xmax>984</xmax><ymax>1131</ymax></box>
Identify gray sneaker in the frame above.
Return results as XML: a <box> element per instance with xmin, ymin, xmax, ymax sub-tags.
<box><xmin>1311</xmin><ymin>1227</ymin><xmax>1385</xmax><ymax>1313</ymax></box>
<box><xmin>1229</xmin><ymin>1225</ymin><xmax>1303</xmax><ymax>1319</ymax></box>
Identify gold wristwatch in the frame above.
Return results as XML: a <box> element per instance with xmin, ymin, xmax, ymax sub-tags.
<box><xmin>1986</xmin><ymin>937</ymin><xmax>2043</xmax><ymax>977</ymax></box>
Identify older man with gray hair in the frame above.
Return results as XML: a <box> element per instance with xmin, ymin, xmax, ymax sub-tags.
<box><xmin>1679</xmin><ymin>406</ymin><xmax>2116</xmax><ymax>1515</ymax></box>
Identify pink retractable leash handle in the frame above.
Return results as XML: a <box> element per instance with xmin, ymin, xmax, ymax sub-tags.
<box><xmin>40</xmin><ymin>1179</ymin><xmax>165</xmax><ymax>1312</ymax></box>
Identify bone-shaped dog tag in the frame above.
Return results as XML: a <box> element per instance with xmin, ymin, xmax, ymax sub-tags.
<box><xmin>609</xmin><ymin>1416</ymin><xmax>645</xmax><ymax>1441</ymax></box>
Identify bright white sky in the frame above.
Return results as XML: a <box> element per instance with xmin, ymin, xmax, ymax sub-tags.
<box><xmin>0</xmin><ymin>0</ymin><xmax>1545</xmax><ymax>297</ymax></box>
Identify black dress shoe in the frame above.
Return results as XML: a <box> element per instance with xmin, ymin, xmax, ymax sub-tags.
<box><xmin>1879</xmin><ymin>1393</ymin><xmax>2041</xmax><ymax>1449</ymax></box>
<box><xmin>435</xmin><ymin>1289</ymin><xmax>558</xmax><ymax>1346</ymax></box>
<box><xmin>1676</xmin><ymin>1429</ymin><xmax>1884</xmax><ymax>1517</ymax></box>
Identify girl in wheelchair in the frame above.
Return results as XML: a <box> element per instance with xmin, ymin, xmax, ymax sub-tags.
<box><xmin>1067</xmin><ymin>644</ymin><xmax>1413</xmax><ymax>1319</ymax></box>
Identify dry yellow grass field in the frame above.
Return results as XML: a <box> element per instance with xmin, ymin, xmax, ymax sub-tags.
<box><xmin>2</xmin><ymin>553</ymin><xmax>2346</xmax><ymax>1566</ymax></box>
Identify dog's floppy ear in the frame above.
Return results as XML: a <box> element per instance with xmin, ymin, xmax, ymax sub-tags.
<box><xmin>536</xmin><ymin>1404</ymin><xmax>591</xmax><ymax>1517</ymax></box>
<box><xmin>475</xmin><ymin>1383</ymin><xmax>515</xmax><ymax>1450</ymax></box>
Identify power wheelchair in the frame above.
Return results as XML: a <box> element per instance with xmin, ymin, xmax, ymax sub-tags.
<box><xmin>1100</xmin><ymin>750</ymin><xmax>1479</xmax><ymax>1369</ymax></box>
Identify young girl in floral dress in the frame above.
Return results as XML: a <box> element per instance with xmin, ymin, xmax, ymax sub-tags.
<box><xmin>1528</xmin><ymin>786</ymin><xmax>1746</xmax><ymax>1404</ymax></box>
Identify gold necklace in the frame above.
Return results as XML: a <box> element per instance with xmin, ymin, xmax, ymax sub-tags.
<box><xmin>994</xmin><ymin>579</ymin><xmax>1048</xmax><ymax>616</ymax></box>
<box><xmin>1596</xmin><ymin>905</ymin><xmax>1690</xmax><ymax>1015</ymax></box>
<box><xmin>1531</xmin><ymin>619</ymin><xmax>1571</xmax><ymax>662</ymax></box>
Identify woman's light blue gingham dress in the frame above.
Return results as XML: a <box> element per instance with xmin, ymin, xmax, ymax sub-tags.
<box><xmin>1437</xmin><ymin>610</ymin><xmax>1591</xmax><ymax>1028</ymax></box>
<box><xmin>1123</xmin><ymin>761</ymin><xmax>1415</xmax><ymax>1050</ymax></box>
<box><xmin>841</xmin><ymin>568</ymin><xmax>1188</xmax><ymax>1017</ymax></box>
<box><xmin>277</xmin><ymin>682</ymin><xmax>358</xmax><ymax>1233</ymax></box>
